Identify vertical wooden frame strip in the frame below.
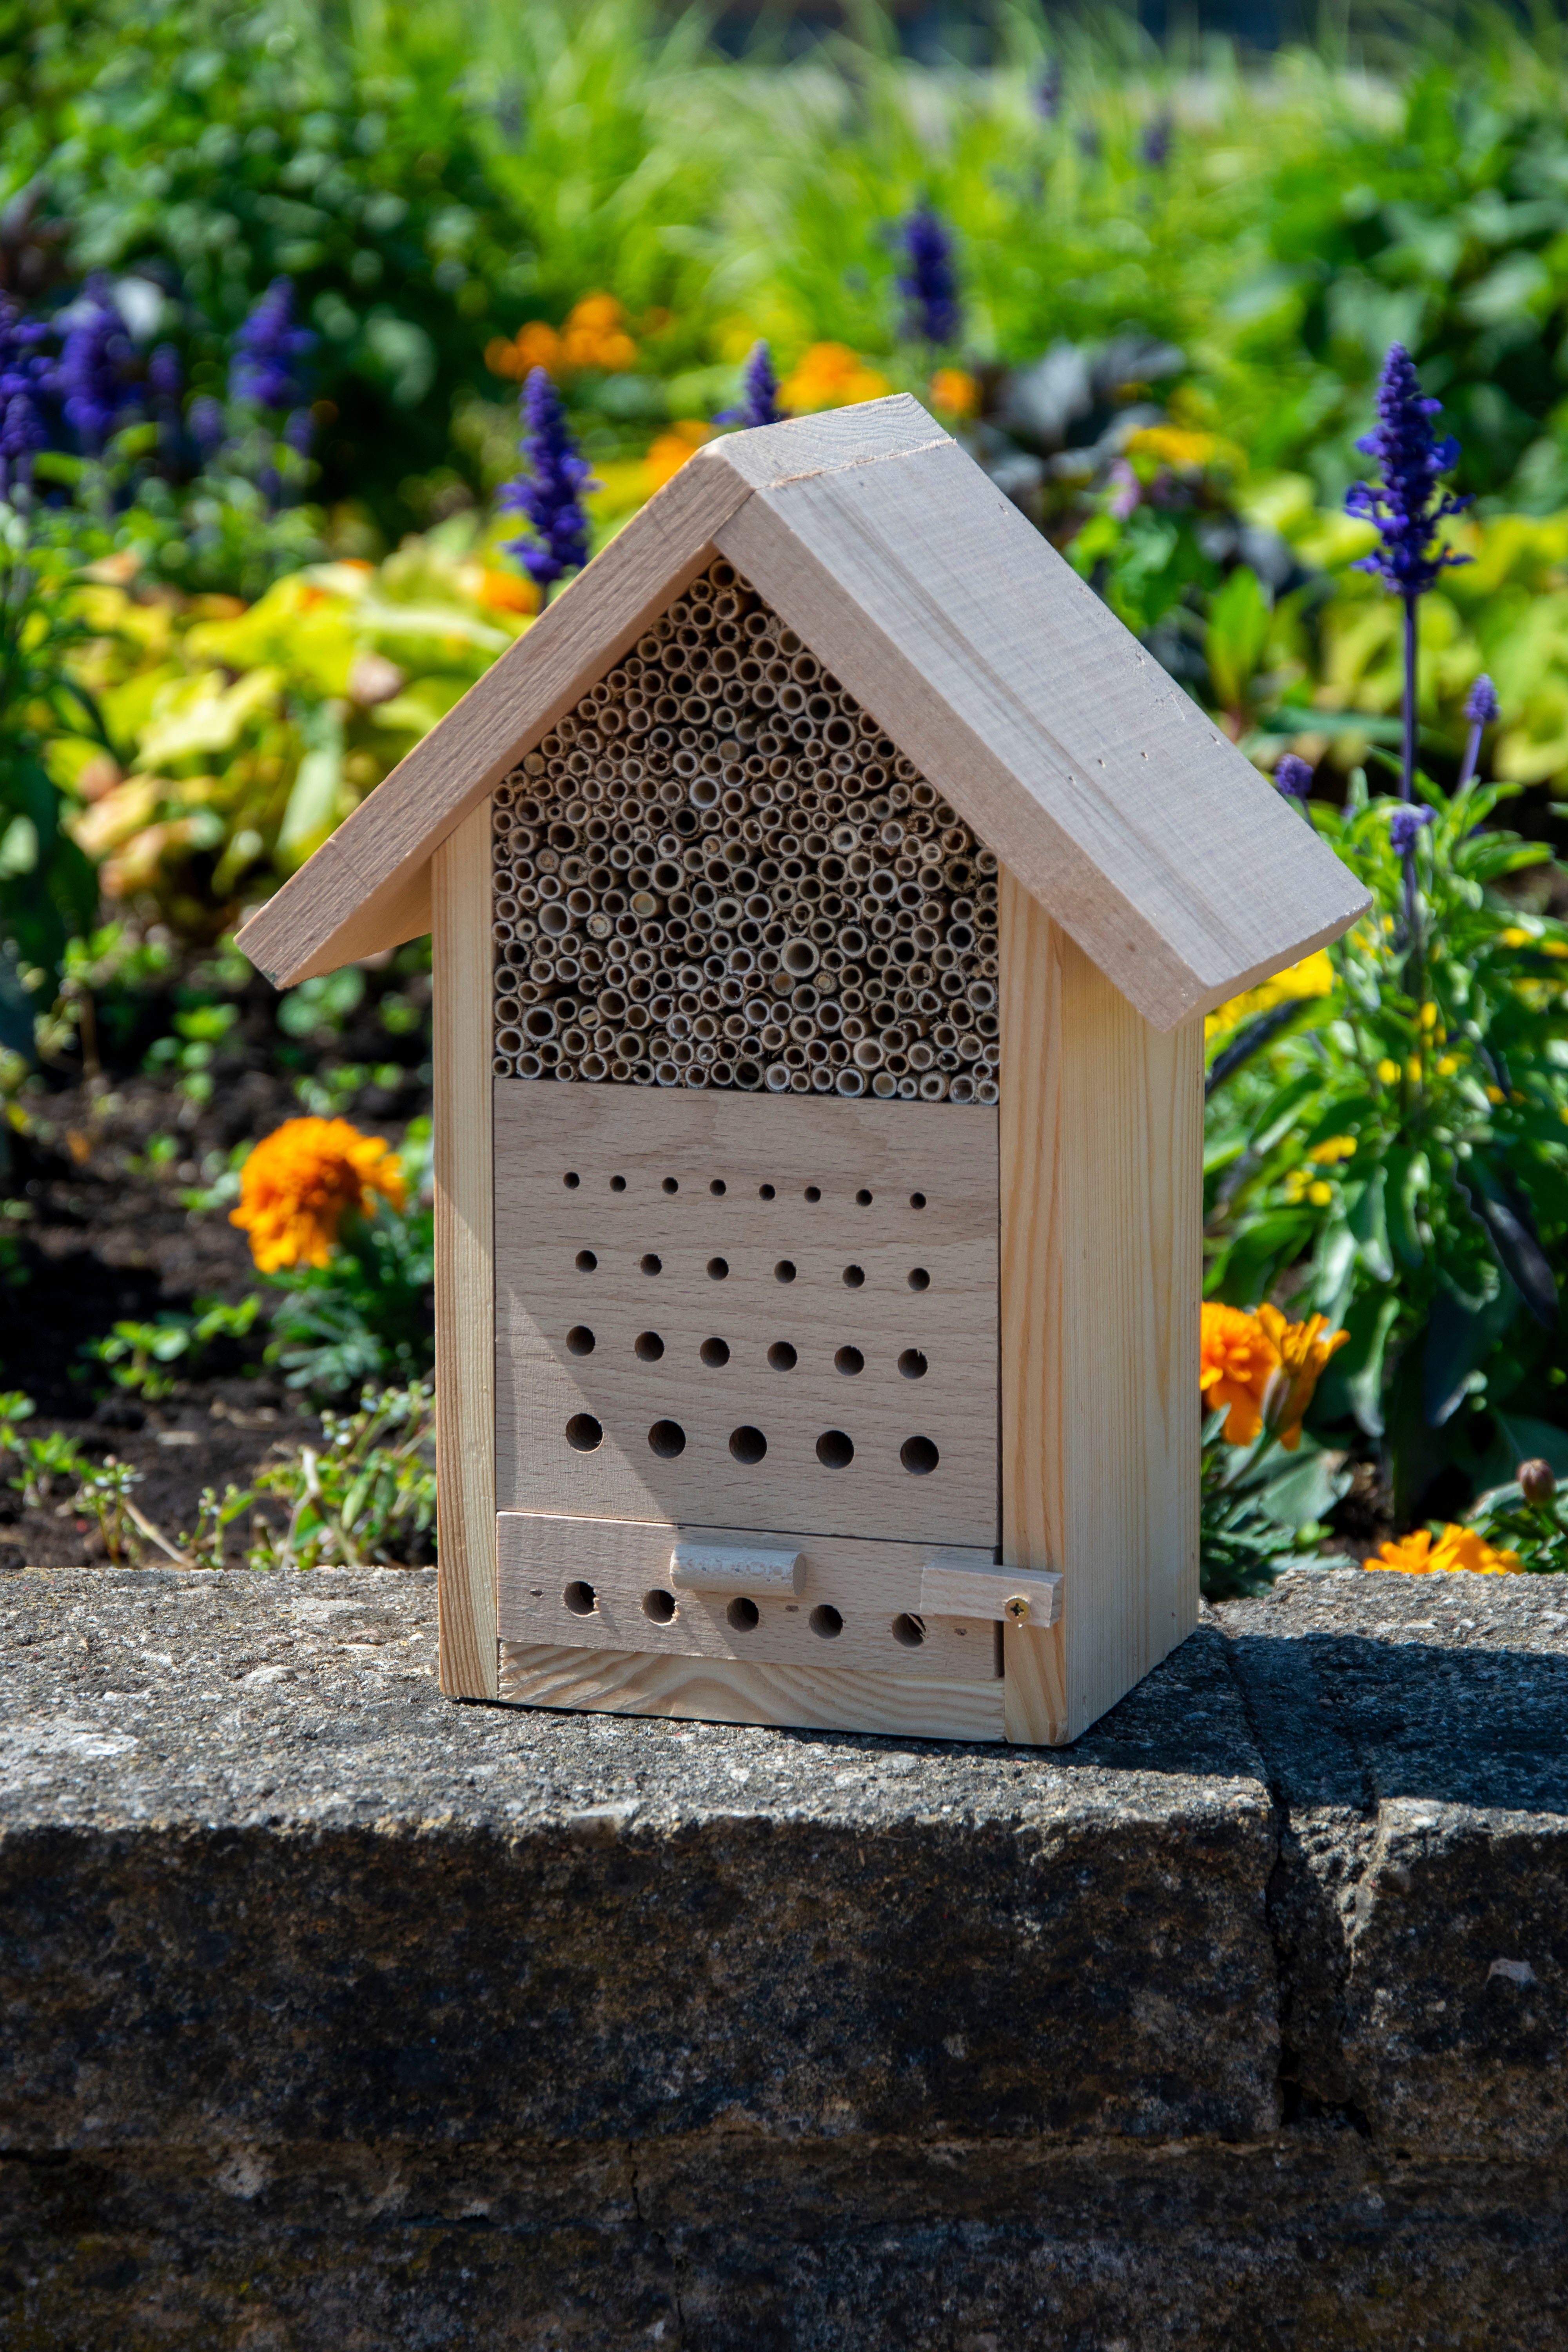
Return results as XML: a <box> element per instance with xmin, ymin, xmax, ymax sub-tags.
<box><xmin>998</xmin><ymin>867</ymin><xmax>1202</xmax><ymax>1744</ymax></box>
<box><xmin>434</xmin><ymin>797</ymin><xmax>498</xmax><ymax>1698</ymax></box>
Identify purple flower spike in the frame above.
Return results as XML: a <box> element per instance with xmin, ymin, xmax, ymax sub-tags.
<box><xmin>1345</xmin><ymin>345</ymin><xmax>1470</xmax><ymax>600</ymax></box>
<box><xmin>499</xmin><ymin>367</ymin><xmax>598</xmax><ymax>590</ymax></box>
<box><xmin>1140</xmin><ymin>112</ymin><xmax>1173</xmax><ymax>169</ymax></box>
<box><xmin>189</xmin><ymin>395</ymin><xmax>226</xmax><ymax>459</ymax></box>
<box><xmin>230</xmin><ymin>278</ymin><xmax>315</xmax><ymax>412</ymax></box>
<box><xmin>717</xmin><ymin>341</ymin><xmax>781</xmax><ymax>430</ymax></box>
<box><xmin>148</xmin><ymin>343</ymin><xmax>182</xmax><ymax>402</ymax></box>
<box><xmin>0</xmin><ymin>295</ymin><xmax>52</xmax><ymax>493</ymax></box>
<box><xmin>897</xmin><ymin>205</ymin><xmax>960</xmax><ymax>348</ymax></box>
<box><xmin>59</xmin><ymin>274</ymin><xmax>134</xmax><ymax>454</ymax></box>
<box><xmin>1388</xmin><ymin>804</ymin><xmax>1435</xmax><ymax>856</ymax></box>
<box><xmin>1465</xmin><ymin>673</ymin><xmax>1500</xmax><ymax>726</ymax></box>
<box><xmin>0</xmin><ymin>388</ymin><xmax>46</xmax><ymax>497</ymax></box>
<box><xmin>1274</xmin><ymin>754</ymin><xmax>1314</xmax><ymax>804</ymax></box>
<box><xmin>1035</xmin><ymin>57</ymin><xmax>1062</xmax><ymax>122</ymax></box>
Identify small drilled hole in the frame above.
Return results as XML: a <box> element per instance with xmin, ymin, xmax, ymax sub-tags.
<box><xmin>634</xmin><ymin>1331</ymin><xmax>664</xmax><ymax>1362</ymax></box>
<box><xmin>726</xmin><ymin>1597</ymin><xmax>760</xmax><ymax>1632</ymax></box>
<box><xmin>563</xmin><ymin>1580</ymin><xmax>596</xmax><ymax>1615</ymax></box>
<box><xmin>804</xmin><ymin>1185</ymin><xmax>821</xmax><ymax>1202</ymax></box>
<box><xmin>641</xmin><ymin>1253</ymin><xmax>662</xmax><ymax>1276</ymax></box>
<box><xmin>775</xmin><ymin>1259</ymin><xmax>797</xmax><ymax>1283</ymax></box>
<box><xmin>759</xmin><ymin>1183</ymin><xmax>776</xmax><ymax>1199</ymax></box>
<box><xmin>901</xmin><ymin>1435</ymin><xmax>939</xmax><ymax>1475</ymax></box>
<box><xmin>648</xmin><ymin>1419</ymin><xmax>686</xmax><ymax>1458</ymax></box>
<box><xmin>855</xmin><ymin>1189</ymin><xmax>872</xmax><ymax>1205</ymax></box>
<box><xmin>575</xmin><ymin>1249</ymin><xmax>598</xmax><ymax>1272</ymax></box>
<box><xmin>768</xmin><ymin>1341</ymin><xmax>797</xmax><ymax>1371</ymax></box>
<box><xmin>817</xmin><ymin>1429</ymin><xmax>854</xmax><ymax>1469</ymax></box>
<box><xmin>563</xmin><ymin>1172</ymin><xmax>580</xmax><ymax>1189</ymax></box>
<box><xmin>662</xmin><ymin>1176</ymin><xmax>679</xmax><ymax>1194</ymax></box>
<box><xmin>566</xmin><ymin>1325</ymin><xmax>595</xmax><ymax>1356</ymax></box>
<box><xmin>730</xmin><ymin>1425</ymin><xmax>768</xmax><ymax>1464</ymax></box>
<box><xmin>565</xmin><ymin>1413</ymin><xmax>603</xmax><ymax>1451</ymax></box>
<box><xmin>710</xmin><ymin>1178</ymin><xmax>727</xmax><ymax>1195</ymax></box>
<box><xmin>810</xmin><ymin>1604</ymin><xmax>843</xmax><ymax>1638</ymax></box>
<box><xmin>610</xmin><ymin>1174</ymin><xmax>626</xmax><ymax>1192</ymax></box>
<box><xmin>701</xmin><ymin>1337</ymin><xmax>730</xmax><ymax>1367</ymax></box>
<box><xmin>909</xmin><ymin>1191</ymin><xmax>926</xmax><ymax>1209</ymax></box>
<box><xmin>908</xmin><ymin>1267</ymin><xmax>931</xmax><ymax>1291</ymax></box>
<box><xmin>835</xmin><ymin>1345</ymin><xmax>864</xmax><ymax>1376</ymax></box>
<box><xmin>898</xmin><ymin>1348</ymin><xmax>928</xmax><ymax>1379</ymax></box>
<box><xmin>843</xmin><ymin>1264</ymin><xmax>865</xmax><ymax>1289</ymax></box>
<box><xmin>707</xmin><ymin>1256</ymin><xmax>729</xmax><ymax>1280</ymax></box>
<box><xmin>642</xmin><ymin>1589</ymin><xmax>676</xmax><ymax>1624</ymax></box>
<box><xmin>891</xmin><ymin>1612</ymin><xmax>926</xmax><ymax>1648</ymax></box>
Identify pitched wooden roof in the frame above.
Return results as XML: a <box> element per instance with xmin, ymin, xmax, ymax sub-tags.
<box><xmin>237</xmin><ymin>395</ymin><xmax>1367</xmax><ymax>1028</ymax></box>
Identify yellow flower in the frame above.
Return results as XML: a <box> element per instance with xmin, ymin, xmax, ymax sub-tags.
<box><xmin>1367</xmin><ymin>1524</ymin><xmax>1522</xmax><ymax>1576</ymax></box>
<box><xmin>230</xmin><ymin>1117</ymin><xmax>405</xmax><ymax>1273</ymax></box>
<box><xmin>644</xmin><ymin>419</ymin><xmax>717</xmax><ymax>492</ymax></box>
<box><xmin>930</xmin><ymin>366</ymin><xmax>980</xmax><ymax>418</ymax></box>
<box><xmin>1436</xmin><ymin>1053</ymin><xmax>1461</xmax><ymax>1077</ymax></box>
<box><xmin>1487</xmin><ymin>1083</ymin><xmax>1505</xmax><ymax>1105</ymax></box>
<box><xmin>1546</xmin><ymin>941</ymin><xmax>1568</xmax><ymax>960</ymax></box>
<box><xmin>1125</xmin><ymin>423</ymin><xmax>1221</xmax><ymax>471</ymax></box>
<box><xmin>1500</xmin><ymin>926</ymin><xmax>1533</xmax><ymax>947</ymax></box>
<box><xmin>1407</xmin><ymin>1056</ymin><xmax>1423</xmax><ymax>1085</ymax></box>
<box><xmin>1307</xmin><ymin>1134</ymin><xmax>1357</xmax><ymax>1165</ymax></box>
<box><xmin>1200</xmin><ymin>1301</ymin><xmax>1277</xmax><ymax>1446</ymax></box>
<box><xmin>1307</xmin><ymin>1180</ymin><xmax>1333</xmax><ymax>1207</ymax></box>
<box><xmin>1254</xmin><ymin>1305</ymin><xmax>1350</xmax><ymax>1451</ymax></box>
<box><xmin>1205</xmin><ymin>949</ymin><xmax>1334</xmax><ymax>1044</ymax></box>
<box><xmin>1377</xmin><ymin>1058</ymin><xmax>1401</xmax><ymax>1084</ymax></box>
<box><xmin>1419</xmin><ymin>1000</ymin><xmax>1439</xmax><ymax>1030</ymax></box>
<box><xmin>779</xmin><ymin>342</ymin><xmax>891</xmax><ymax>413</ymax></box>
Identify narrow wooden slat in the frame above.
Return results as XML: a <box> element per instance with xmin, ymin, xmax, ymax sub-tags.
<box><xmin>497</xmin><ymin>1641</ymin><xmax>1008</xmax><ymax>1742</ymax></box>
<box><xmin>997</xmin><ymin>864</ymin><xmax>1202</xmax><ymax>1744</ymax></box>
<box><xmin>435</xmin><ymin>799</ymin><xmax>498</xmax><ymax>1700</ymax></box>
<box><xmin>709</xmin><ymin>392</ymin><xmax>953</xmax><ymax>487</ymax></box>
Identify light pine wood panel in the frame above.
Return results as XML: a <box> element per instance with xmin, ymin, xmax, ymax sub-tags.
<box><xmin>434</xmin><ymin>800</ymin><xmax>499</xmax><ymax>1700</ymax></box>
<box><xmin>716</xmin><ymin>426</ymin><xmax>1367</xmax><ymax>1030</ymax></box>
<box><xmin>706</xmin><ymin>391</ymin><xmax>953</xmax><ymax>488</ymax></box>
<box><xmin>236</xmin><ymin>456</ymin><xmax>755</xmax><ymax>987</ymax></box>
<box><xmin>998</xmin><ymin>864</ymin><xmax>1201</xmax><ymax>1745</ymax></box>
<box><xmin>493</xmin><ymin>1086</ymin><xmax>998</xmax><ymax>1545</ymax></box>
<box><xmin>497</xmin><ymin>1640</ymin><xmax>1008</xmax><ymax>1741</ymax></box>
<box><xmin>498</xmin><ymin>1509</ymin><xmax>998</xmax><ymax>1641</ymax></box>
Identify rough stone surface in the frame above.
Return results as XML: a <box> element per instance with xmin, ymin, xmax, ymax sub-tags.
<box><xmin>2</xmin><ymin>1563</ymin><xmax>1566</xmax><ymax>2347</ymax></box>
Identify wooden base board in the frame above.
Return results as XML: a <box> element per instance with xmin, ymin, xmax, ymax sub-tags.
<box><xmin>497</xmin><ymin>1639</ymin><xmax>1007</xmax><ymax>1742</ymax></box>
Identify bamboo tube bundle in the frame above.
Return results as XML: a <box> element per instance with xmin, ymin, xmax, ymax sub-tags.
<box><xmin>492</xmin><ymin>560</ymin><xmax>1000</xmax><ymax>1100</ymax></box>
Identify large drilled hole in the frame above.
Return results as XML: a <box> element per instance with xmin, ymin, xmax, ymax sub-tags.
<box><xmin>835</xmin><ymin>1346</ymin><xmax>864</xmax><ymax>1376</ymax></box>
<box><xmin>759</xmin><ymin>1182</ymin><xmax>776</xmax><ymax>1199</ymax></box>
<box><xmin>843</xmin><ymin>1264</ymin><xmax>865</xmax><ymax>1289</ymax></box>
<box><xmin>563</xmin><ymin>1580</ymin><xmax>597</xmax><ymax>1616</ymax></box>
<box><xmin>610</xmin><ymin>1174</ymin><xmax>626</xmax><ymax>1192</ymax></box>
<box><xmin>662</xmin><ymin>1176</ymin><xmax>679</xmax><ymax>1194</ymax></box>
<box><xmin>634</xmin><ymin>1331</ymin><xmax>664</xmax><ymax>1362</ymax></box>
<box><xmin>907</xmin><ymin>1267</ymin><xmax>931</xmax><ymax>1292</ymax></box>
<box><xmin>563</xmin><ymin>1171</ymin><xmax>581</xmax><ymax>1189</ymax></box>
<box><xmin>775</xmin><ymin>1259</ymin><xmax>797</xmax><ymax>1283</ymax></box>
<box><xmin>642</xmin><ymin>1589</ymin><xmax>676</xmax><ymax>1624</ymax></box>
<box><xmin>898</xmin><ymin>1348</ymin><xmax>928</xmax><ymax>1380</ymax></box>
<box><xmin>729</xmin><ymin>1425</ymin><xmax>767</xmax><ymax>1464</ymax></box>
<box><xmin>804</xmin><ymin>1184</ymin><xmax>822</xmax><ymax>1202</ymax></box>
<box><xmin>726</xmin><ymin>1597</ymin><xmax>760</xmax><ymax>1631</ymax></box>
<box><xmin>707</xmin><ymin>1256</ymin><xmax>729</xmax><ymax>1280</ymax></box>
<box><xmin>901</xmin><ymin>1435</ymin><xmax>939</xmax><ymax>1475</ymax></box>
<box><xmin>810</xmin><ymin>1604</ymin><xmax>843</xmax><ymax>1639</ymax></box>
<box><xmin>641</xmin><ymin>1253</ymin><xmax>662</xmax><ymax>1276</ymax></box>
<box><xmin>768</xmin><ymin>1341</ymin><xmax>797</xmax><ymax>1371</ymax></box>
<box><xmin>855</xmin><ymin>1189</ymin><xmax>873</xmax><ymax>1205</ymax></box>
<box><xmin>700</xmin><ymin>1337</ymin><xmax>731</xmax><ymax>1367</ymax></box>
<box><xmin>816</xmin><ymin>1429</ymin><xmax>854</xmax><ymax>1470</ymax></box>
<box><xmin>710</xmin><ymin>1179</ymin><xmax>727</xmax><ymax>1196</ymax></box>
<box><xmin>909</xmin><ymin>1192</ymin><xmax>926</xmax><ymax>1209</ymax></box>
<box><xmin>565</xmin><ymin>1413</ymin><xmax>603</xmax><ymax>1451</ymax></box>
<box><xmin>575</xmin><ymin>1250</ymin><xmax>598</xmax><ymax>1272</ymax></box>
<box><xmin>566</xmin><ymin>1326</ymin><xmax>595</xmax><ymax>1356</ymax></box>
<box><xmin>648</xmin><ymin>1419</ymin><xmax>686</xmax><ymax>1459</ymax></box>
<box><xmin>892</xmin><ymin>1612</ymin><xmax>927</xmax><ymax>1648</ymax></box>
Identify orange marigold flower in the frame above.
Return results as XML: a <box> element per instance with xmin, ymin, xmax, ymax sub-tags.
<box><xmin>1200</xmin><ymin>1301</ymin><xmax>1277</xmax><ymax>1446</ymax></box>
<box><xmin>929</xmin><ymin>366</ymin><xmax>980</xmax><ymax>418</ymax></box>
<box><xmin>778</xmin><ymin>342</ymin><xmax>891</xmax><ymax>414</ymax></box>
<box><xmin>1367</xmin><ymin>1524</ymin><xmax>1522</xmax><ymax>1577</ymax></box>
<box><xmin>477</xmin><ymin>568</ymin><xmax>540</xmax><ymax>616</ymax></box>
<box><xmin>230</xmin><ymin>1117</ymin><xmax>405</xmax><ymax>1274</ymax></box>
<box><xmin>1255</xmin><ymin>1305</ymin><xmax>1350</xmax><ymax>1452</ymax></box>
<box><xmin>644</xmin><ymin>419</ymin><xmax>716</xmax><ymax>491</ymax></box>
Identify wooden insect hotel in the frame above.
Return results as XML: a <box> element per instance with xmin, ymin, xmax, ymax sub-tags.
<box><xmin>238</xmin><ymin>398</ymin><xmax>1365</xmax><ymax>1744</ymax></box>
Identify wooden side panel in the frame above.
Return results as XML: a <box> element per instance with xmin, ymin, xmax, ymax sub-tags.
<box><xmin>435</xmin><ymin>800</ymin><xmax>499</xmax><ymax>1699</ymax></box>
<box><xmin>997</xmin><ymin>865</ymin><xmax>1201</xmax><ymax>1744</ymax></box>
<box><xmin>498</xmin><ymin>1640</ymin><xmax>1007</xmax><ymax>1742</ymax></box>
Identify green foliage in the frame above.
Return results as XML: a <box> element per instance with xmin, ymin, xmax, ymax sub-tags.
<box><xmin>82</xmin><ymin>1293</ymin><xmax>261</xmax><ymax>1398</ymax></box>
<box><xmin>261</xmin><ymin>1118</ymin><xmax>434</xmax><ymax>1397</ymax></box>
<box><xmin>248</xmin><ymin>1379</ymin><xmax>436</xmax><ymax>1568</ymax></box>
<box><xmin>1468</xmin><ymin>1463</ymin><xmax>1568</xmax><ymax>1574</ymax></box>
<box><xmin>1200</xmin><ymin>1409</ymin><xmax>1354</xmax><ymax>1599</ymax></box>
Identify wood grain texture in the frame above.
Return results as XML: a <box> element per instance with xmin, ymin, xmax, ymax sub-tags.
<box><xmin>497</xmin><ymin>1639</ymin><xmax>1008</xmax><ymax>1741</ymax></box>
<box><xmin>997</xmin><ymin>863</ymin><xmax>1202</xmax><ymax>1745</ymax></box>
<box><xmin>434</xmin><ymin>800</ymin><xmax>498</xmax><ymax>1700</ymax></box>
<box><xmin>235</xmin><ymin>454</ymin><xmax>755</xmax><ymax>987</ymax></box>
<box><xmin>920</xmin><ymin>1555</ymin><xmax>1063</xmax><ymax>1626</ymax></box>
<box><xmin>706</xmin><ymin>391</ymin><xmax>954</xmax><ymax>488</ymax></box>
<box><xmin>716</xmin><ymin>417</ymin><xmax>1368</xmax><ymax>1030</ymax></box>
<box><xmin>493</xmin><ymin>1085</ymin><xmax>998</xmax><ymax>1545</ymax></box>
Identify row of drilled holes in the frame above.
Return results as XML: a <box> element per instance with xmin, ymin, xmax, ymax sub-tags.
<box><xmin>563</xmin><ymin>1415</ymin><xmax>938</xmax><ymax>1472</ymax></box>
<box><xmin>573</xmin><ymin>1250</ymin><xmax>931</xmax><ymax>1289</ymax></box>
<box><xmin>561</xmin><ymin>1579</ymin><xmax>927</xmax><ymax>1646</ymax></box>
<box><xmin>566</xmin><ymin>1172</ymin><xmax>929</xmax><ymax>1210</ymax></box>
<box><xmin>567</xmin><ymin>1328</ymin><xmax>927</xmax><ymax>1379</ymax></box>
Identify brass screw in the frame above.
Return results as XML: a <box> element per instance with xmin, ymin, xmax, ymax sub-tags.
<box><xmin>1003</xmin><ymin>1594</ymin><xmax>1031</xmax><ymax>1624</ymax></box>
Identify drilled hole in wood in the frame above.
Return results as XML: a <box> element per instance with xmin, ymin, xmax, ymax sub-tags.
<box><xmin>856</xmin><ymin>1189</ymin><xmax>873</xmax><ymax>1205</ymax></box>
<box><xmin>729</xmin><ymin>1425</ymin><xmax>768</xmax><ymax>1464</ymax></box>
<box><xmin>759</xmin><ymin>1183</ymin><xmax>776</xmax><ymax>1199</ymax></box>
<box><xmin>908</xmin><ymin>1267</ymin><xmax>931</xmax><ymax>1291</ymax></box>
<box><xmin>835</xmin><ymin>1346</ymin><xmax>864</xmax><ymax>1376</ymax></box>
<box><xmin>891</xmin><ymin>1612</ymin><xmax>927</xmax><ymax>1648</ymax></box>
<box><xmin>565</xmin><ymin>1413</ymin><xmax>603</xmax><ymax>1451</ymax></box>
<box><xmin>768</xmin><ymin>1341</ymin><xmax>797</xmax><ymax>1371</ymax></box>
<box><xmin>564</xmin><ymin>1580</ymin><xmax>597</xmax><ymax>1616</ymax></box>
<box><xmin>909</xmin><ymin>1192</ymin><xmax>926</xmax><ymax>1209</ymax></box>
<box><xmin>648</xmin><ymin>1419</ymin><xmax>686</xmax><ymax>1458</ymax></box>
<box><xmin>575</xmin><ymin>1250</ymin><xmax>598</xmax><ymax>1272</ymax></box>
<box><xmin>701</xmin><ymin>1337</ymin><xmax>731</xmax><ymax>1367</ymax></box>
<box><xmin>710</xmin><ymin>1179</ymin><xmax>727</xmax><ymax>1195</ymax></box>
<box><xmin>810</xmin><ymin>1604</ymin><xmax>843</xmax><ymax>1638</ymax></box>
<box><xmin>610</xmin><ymin>1174</ymin><xmax>626</xmax><ymax>1192</ymax></box>
<box><xmin>641</xmin><ymin>1253</ymin><xmax>662</xmax><ymax>1275</ymax></box>
<box><xmin>563</xmin><ymin>1172</ymin><xmax>580</xmax><ymax>1189</ymax></box>
<box><xmin>662</xmin><ymin>1177</ymin><xmax>679</xmax><ymax>1194</ymax></box>
<box><xmin>817</xmin><ymin>1429</ymin><xmax>854</xmax><ymax>1469</ymax></box>
<box><xmin>726</xmin><ymin>1597</ymin><xmax>760</xmax><ymax>1632</ymax></box>
<box><xmin>707</xmin><ymin>1256</ymin><xmax>730</xmax><ymax>1280</ymax></box>
<box><xmin>901</xmin><ymin>1434</ymin><xmax>939</xmax><ymax>1474</ymax></box>
<box><xmin>775</xmin><ymin>1259</ymin><xmax>796</xmax><ymax>1283</ymax></box>
<box><xmin>566</xmin><ymin>1326</ymin><xmax>595</xmax><ymax>1356</ymax></box>
<box><xmin>804</xmin><ymin>1185</ymin><xmax>822</xmax><ymax>1202</ymax></box>
<box><xmin>898</xmin><ymin>1348</ymin><xmax>928</xmax><ymax>1379</ymax></box>
<box><xmin>843</xmin><ymin>1264</ymin><xmax>865</xmax><ymax>1289</ymax></box>
<box><xmin>634</xmin><ymin>1331</ymin><xmax>664</xmax><ymax>1362</ymax></box>
<box><xmin>642</xmin><ymin>1589</ymin><xmax>676</xmax><ymax>1624</ymax></box>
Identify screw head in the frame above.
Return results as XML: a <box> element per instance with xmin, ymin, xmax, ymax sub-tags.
<box><xmin>1004</xmin><ymin>1594</ymin><xmax>1031</xmax><ymax>1624</ymax></box>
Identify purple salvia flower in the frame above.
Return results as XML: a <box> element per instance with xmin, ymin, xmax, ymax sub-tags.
<box><xmin>58</xmin><ymin>274</ymin><xmax>134</xmax><ymax>454</ymax></box>
<box><xmin>1140</xmin><ymin>112</ymin><xmax>1173</xmax><ymax>168</ymax></box>
<box><xmin>1457</xmin><ymin>672</ymin><xmax>1500</xmax><ymax>791</ymax></box>
<box><xmin>499</xmin><ymin>367</ymin><xmax>598</xmax><ymax>590</ymax></box>
<box><xmin>148</xmin><ymin>343</ymin><xmax>181</xmax><ymax>401</ymax></box>
<box><xmin>0</xmin><ymin>388</ymin><xmax>46</xmax><ymax>498</ymax></box>
<box><xmin>189</xmin><ymin>395</ymin><xmax>226</xmax><ymax>460</ymax></box>
<box><xmin>0</xmin><ymin>296</ymin><xmax>51</xmax><ymax>493</ymax></box>
<box><xmin>230</xmin><ymin>278</ymin><xmax>315</xmax><ymax>412</ymax></box>
<box><xmin>1388</xmin><ymin>803</ymin><xmax>1434</xmax><ymax>856</ymax></box>
<box><xmin>1274</xmin><ymin>754</ymin><xmax>1314</xmax><ymax>806</ymax></box>
<box><xmin>1345</xmin><ymin>345</ymin><xmax>1470</xmax><ymax>601</ymax></box>
<box><xmin>1035</xmin><ymin>56</ymin><xmax>1062</xmax><ymax>122</ymax></box>
<box><xmin>283</xmin><ymin>407</ymin><xmax>315</xmax><ymax>458</ymax></box>
<box><xmin>717</xmin><ymin>340</ymin><xmax>781</xmax><ymax>430</ymax></box>
<box><xmin>897</xmin><ymin>205</ymin><xmax>960</xmax><ymax>347</ymax></box>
